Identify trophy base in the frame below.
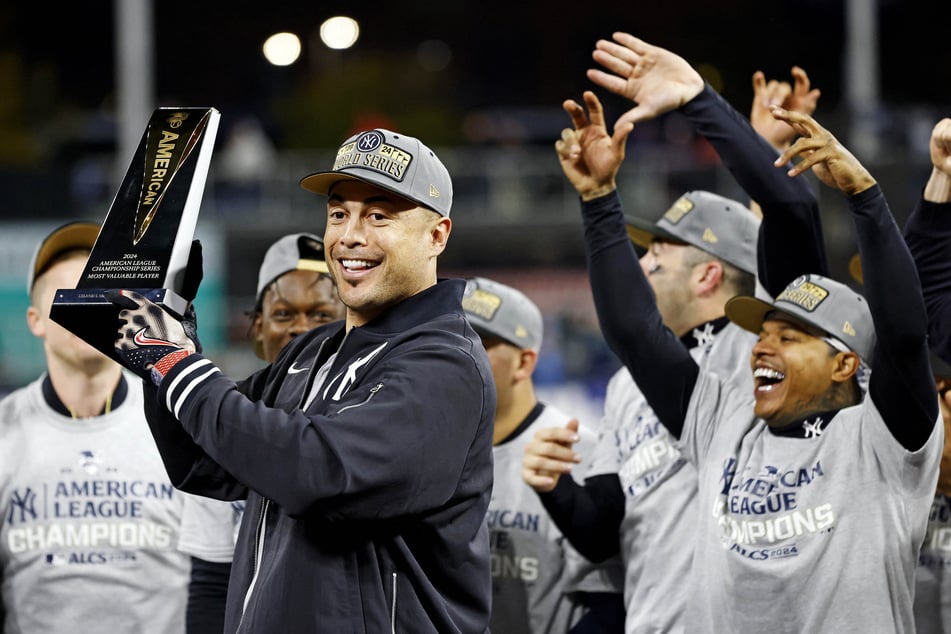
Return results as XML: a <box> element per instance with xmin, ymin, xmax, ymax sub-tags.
<box><xmin>50</xmin><ymin>288</ymin><xmax>188</xmax><ymax>363</ymax></box>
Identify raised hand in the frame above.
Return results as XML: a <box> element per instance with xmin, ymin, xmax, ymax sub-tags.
<box><xmin>555</xmin><ymin>91</ymin><xmax>633</xmax><ymax>200</ymax></box>
<box><xmin>751</xmin><ymin>66</ymin><xmax>821</xmax><ymax>151</ymax></box>
<box><xmin>587</xmin><ymin>32</ymin><xmax>704</xmax><ymax>129</ymax></box>
<box><xmin>106</xmin><ymin>289</ymin><xmax>199</xmax><ymax>385</ymax></box>
<box><xmin>925</xmin><ymin>118</ymin><xmax>951</xmax><ymax>203</ymax></box>
<box><xmin>521</xmin><ymin>419</ymin><xmax>583</xmax><ymax>492</ymax></box>
<box><xmin>771</xmin><ymin>107</ymin><xmax>876</xmax><ymax>196</ymax></box>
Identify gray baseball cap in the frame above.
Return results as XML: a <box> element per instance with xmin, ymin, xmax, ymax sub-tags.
<box><xmin>299</xmin><ymin>128</ymin><xmax>452</xmax><ymax>217</ymax></box>
<box><xmin>625</xmin><ymin>191</ymin><xmax>759</xmax><ymax>275</ymax></box>
<box><xmin>256</xmin><ymin>233</ymin><xmax>329</xmax><ymax>303</ymax></box>
<box><xmin>462</xmin><ymin>277</ymin><xmax>543</xmax><ymax>350</ymax></box>
<box><xmin>725</xmin><ymin>273</ymin><xmax>876</xmax><ymax>362</ymax></box>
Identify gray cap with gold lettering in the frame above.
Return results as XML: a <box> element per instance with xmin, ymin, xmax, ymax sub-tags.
<box><xmin>299</xmin><ymin>128</ymin><xmax>452</xmax><ymax>217</ymax></box>
<box><xmin>725</xmin><ymin>273</ymin><xmax>876</xmax><ymax>362</ymax></box>
<box><xmin>462</xmin><ymin>277</ymin><xmax>543</xmax><ymax>350</ymax></box>
<box><xmin>626</xmin><ymin>190</ymin><xmax>759</xmax><ymax>275</ymax></box>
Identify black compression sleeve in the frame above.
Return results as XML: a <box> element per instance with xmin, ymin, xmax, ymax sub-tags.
<box><xmin>582</xmin><ymin>192</ymin><xmax>699</xmax><ymax>437</ymax></box>
<box><xmin>853</xmin><ymin>186</ymin><xmax>938</xmax><ymax>449</ymax></box>
<box><xmin>187</xmin><ymin>557</ymin><xmax>231</xmax><ymax>634</ymax></box>
<box><xmin>538</xmin><ymin>474</ymin><xmax>625</xmax><ymax>562</ymax></box>
<box><xmin>680</xmin><ymin>84</ymin><xmax>828</xmax><ymax>294</ymax></box>
<box><xmin>903</xmin><ymin>198</ymin><xmax>951</xmax><ymax>364</ymax></box>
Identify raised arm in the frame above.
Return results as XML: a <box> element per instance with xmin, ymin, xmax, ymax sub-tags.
<box><xmin>903</xmin><ymin>117</ymin><xmax>951</xmax><ymax>363</ymax></box>
<box><xmin>555</xmin><ymin>90</ymin><xmax>699</xmax><ymax>437</ymax></box>
<box><xmin>774</xmin><ymin>107</ymin><xmax>937</xmax><ymax>449</ymax></box>
<box><xmin>587</xmin><ymin>32</ymin><xmax>827</xmax><ymax>295</ymax></box>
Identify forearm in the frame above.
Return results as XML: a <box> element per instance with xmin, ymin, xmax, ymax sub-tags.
<box><xmin>581</xmin><ymin>193</ymin><xmax>698</xmax><ymax>436</ymax></box>
<box><xmin>538</xmin><ymin>474</ymin><xmax>624</xmax><ymax>562</ymax></box>
<box><xmin>903</xmin><ymin>197</ymin><xmax>951</xmax><ymax>361</ymax></box>
<box><xmin>680</xmin><ymin>84</ymin><xmax>827</xmax><ymax>294</ymax></box>
<box><xmin>853</xmin><ymin>186</ymin><xmax>937</xmax><ymax>449</ymax></box>
<box><xmin>187</xmin><ymin>557</ymin><xmax>230</xmax><ymax>634</ymax></box>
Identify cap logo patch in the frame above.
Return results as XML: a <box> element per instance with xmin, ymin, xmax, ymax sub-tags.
<box><xmin>702</xmin><ymin>228</ymin><xmax>719</xmax><ymax>244</ymax></box>
<box><xmin>463</xmin><ymin>289</ymin><xmax>502</xmax><ymax>320</ymax></box>
<box><xmin>514</xmin><ymin>325</ymin><xmax>528</xmax><ymax>340</ymax></box>
<box><xmin>842</xmin><ymin>321</ymin><xmax>856</xmax><ymax>336</ymax></box>
<box><xmin>332</xmin><ymin>131</ymin><xmax>414</xmax><ymax>182</ymax></box>
<box><xmin>663</xmin><ymin>197</ymin><xmax>694</xmax><ymax>224</ymax></box>
<box><xmin>429</xmin><ymin>184</ymin><xmax>441</xmax><ymax>198</ymax></box>
<box><xmin>776</xmin><ymin>279</ymin><xmax>829</xmax><ymax>312</ymax></box>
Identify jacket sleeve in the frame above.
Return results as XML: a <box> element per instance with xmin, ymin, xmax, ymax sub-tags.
<box><xmin>902</xmin><ymin>197</ymin><xmax>951</xmax><ymax>363</ymax></box>
<box><xmin>141</xmin><ymin>370</ymin><xmax>265</xmax><ymax>501</ymax></box>
<box><xmin>582</xmin><ymin>191</ymin><xmax>699</xmax><ymax>438</ymax></box>
<box><xmin>854</xmin><ymin>186</ymin><xmax>938</xmax><ymax>450</ymax></box>
<box><xmin>155</xmin><ymin>339</ymin><xmax>493</xmax><ymax>519</ymax></box>
<box><xmin>680</xmin><ymin>84</ymin><xmax>828</xmax><ymax>295</ymax></box>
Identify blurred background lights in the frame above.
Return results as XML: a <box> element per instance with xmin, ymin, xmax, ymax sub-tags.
<box><xmin>262</xmin><ymin>32</ymin><xmax>302</xmax><ymax>66</ymax></box>
<box><xmin>417</xmin><ymin>39</ymin><xmax>452</xmax><ymax>72</ymax></box>
<box><xmin>320</xmin><ymin>16</ymin><xmax>360</xmax><ymax>50</ymax></box>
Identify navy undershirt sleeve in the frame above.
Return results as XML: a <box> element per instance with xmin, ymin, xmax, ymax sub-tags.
<box><xmin>537</xmin><ymin>474</ymin><xmax>625</xmax><ymax>562</ymax></box>
<box><xmin>186</xmin><ymin>557</ymin><xmax>230</xmax><ymax>634</ymax></box>
<box><xmin>581</xmin><ymin>192</ymin><xmax>699</xmax><ymax>438</ymax></box>
<box><xmin>903</xmin><ymin>198</ymin><xmax>951</xmax><ymax>364</ymax></box>
<box><xmin>680</xmin><ymin>84</ymin><xmax>828</xmax><ymax>293</ymax></box>
<box><xmin>853</xmin><ymin>186</ymin><xmax>937</xmax><ymax>449</ymax></box>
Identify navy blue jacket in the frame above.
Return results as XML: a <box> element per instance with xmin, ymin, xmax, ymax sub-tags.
<box><xmin>143</xmin><ymin>279</ymin><xmax>496</xmax><ymax>633</ymax></box>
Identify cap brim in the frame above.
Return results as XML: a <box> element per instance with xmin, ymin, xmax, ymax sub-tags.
<box><xmin>724</xmin><ymin>295</ymin><xmax>776</xmax><ymax>335</ymax></box>
<box><xmin>300</xmin><ymin>171</ymin><xmax>364</xmax><ymax>195</ymax></box>
<box><xmin>30</xmin><ymin>222</ymin><xmax>100</xmax><ymax>289</ymax></box>
<box><xmin>625</xmin><ymin>215</ymin><xmax>684</xmax><ymax>250</ymax></box>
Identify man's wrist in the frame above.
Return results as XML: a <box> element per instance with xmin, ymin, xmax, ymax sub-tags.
<box><xmin>924</xmin><ymin>167</ymin><xmax>951</xmax><ymax>203</ymax></box>
<box><xmin>152</xmin><ymin>349</ymin><xmax>192</xmax><ymax>383</ymax></box>
<box><xmin>580</xmin><ymin>183</ymin><xmax>618</xmax><ymax>201</ymax></box>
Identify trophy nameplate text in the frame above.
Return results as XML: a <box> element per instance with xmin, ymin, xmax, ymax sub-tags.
<box><xmin>50</xmin><ymin>106</ymin><xmax>220</xmax><ymax>362</ymax></box>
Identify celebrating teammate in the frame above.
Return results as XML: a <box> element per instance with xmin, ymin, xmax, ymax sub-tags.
<box><xmin>524</xmin><ymin>38</ymin><xmax>825</xmax><ymax>632</ymax></box>
<box><xmin>549</xmin><ymin>32</ymin><xmax>940</xmax><ymax>632</ymax></box>
<box><xmin>0</xmin><ymin>223</ymin><xmax>190</xmax><ymax>633</ymax></box>
<box><xmin>902</xmin><ymin>116</ymin><xmax>951</xmax><ymax>631</ymax></box>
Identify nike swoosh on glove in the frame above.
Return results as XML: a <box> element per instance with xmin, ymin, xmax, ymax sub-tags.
<box><xmin>105</xmin><ymin>289</ymin><xmax>198</xmax><ymax>385</ymax></box>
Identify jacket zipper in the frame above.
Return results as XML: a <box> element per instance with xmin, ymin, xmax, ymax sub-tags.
<box><xmin>336</xmin><ymin>382</ymin><xmax>384</xmax><ymax>414</ymax></box>
<box><xmin>390</xmin><ymin>571</ymin><xmax>398</xmax><ymax>633</ymax></box>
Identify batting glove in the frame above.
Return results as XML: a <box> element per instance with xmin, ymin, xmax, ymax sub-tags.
<box><xmin>105</xmin><ymin>289</ymin><xmax>199</xmax><ymax>385</ymax></box>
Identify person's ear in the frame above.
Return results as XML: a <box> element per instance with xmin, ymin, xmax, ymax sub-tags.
<box><xmin>251</xmin><ymin>312</ymin><xmax>264</xmax><ymax>341</ymax></box>
<box><xmin>430</xmin><ymin>216</ymin><xmax>452</xmax><ymax>255</ymax></box>
<box><xmin>515</xmin><ymin>348</ymin><xmax>539</xmax><ymax>381</ymax></box>
<box><xmin>26</xmin><ymin>305</ymin><xmax>45</xmax><ymax>338</ymax></box>
<box><xmin>831</xmin><ymin>351</ymin><xmax>860</xmax><ymax>383</ymax></box>
<box><xmin>694</xmin><ymin>260</ymin><xmax>724</xmax><ymax>297</ymax></box>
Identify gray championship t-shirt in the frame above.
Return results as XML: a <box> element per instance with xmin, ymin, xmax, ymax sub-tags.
<box><xmin>489</xmin><ymin>402</ymin><xmax>600</xmax><ymax>633</ymax></box>
<box><xmin>586</xmin><ymin>322</ymin><xmax>755</xmax><ymax>633</ymax></box>
<box><xmin>914</xmin><ymin>493</ymin><xmax>951</xmax><ymax>633</ymax></box>
<box><xmin>679</xmin><ymin>369</ymin><xmax>942</xmax><ymax>633</ymax></box>
<box><xmin>0</xmin><ymin>373</ymin><xmax>189</xmax><ymax>634</ymax></box>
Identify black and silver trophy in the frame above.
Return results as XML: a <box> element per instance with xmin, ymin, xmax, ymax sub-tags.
<box><xmin>50</xmin><ymin>107</ymin><xmax>220</xmax><ymax>362</ymax></box>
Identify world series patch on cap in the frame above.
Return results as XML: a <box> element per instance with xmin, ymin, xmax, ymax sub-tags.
<box><xmin>625</xmin><ymin>191</ymin><xmax>760</xmax><ymax>275</ymax></box>
<box><xmin>725</xmin><ymin>273</ymin><xmax>876</xmax><ymax>362</ymax></box>
<box><xmin>462</xmin><ymin>277</ymin><xmax>543</xmax><ymax>350</ymax></box>
<box><xmin>299</xmin><ymin>129</ymin><xmax>453</xmax><ymax>217</ymax></box>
